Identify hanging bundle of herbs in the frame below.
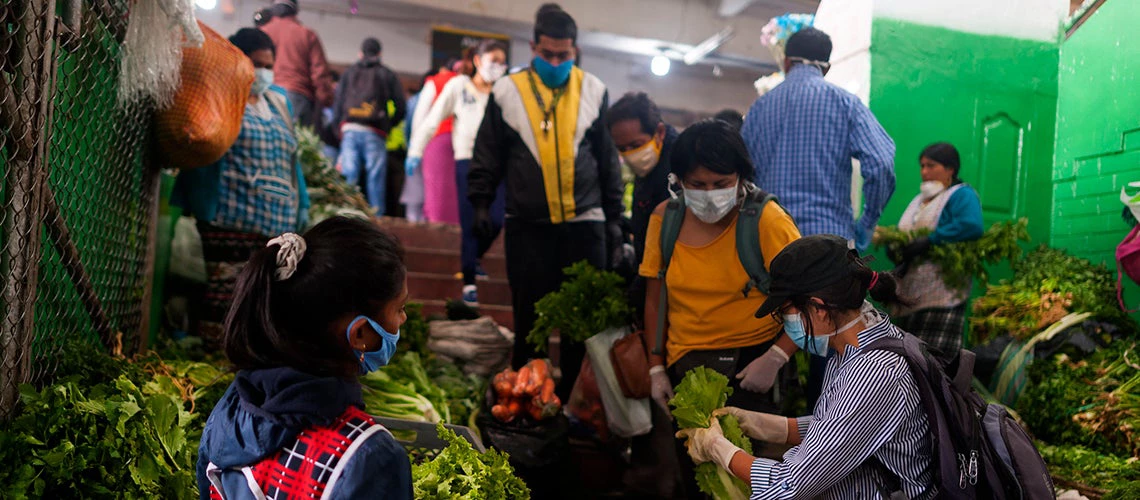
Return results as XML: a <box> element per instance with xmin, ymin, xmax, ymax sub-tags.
<box><xmin>874</xmin><ymin>218</ymin><xmax>1029</xmax><ymax>288</ymax></box>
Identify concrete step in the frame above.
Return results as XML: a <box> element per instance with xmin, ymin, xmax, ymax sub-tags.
<box><xmin>403</xmin><ymin>247</ymin><xmax>507</xmax><ymax>278</ymax></box>
<box><xmin>408</xmin><ymin>272</ymin><xmax>513</xmax><ymax>307</ymax></box>
<box><xmin>420</xmin><ymin>299</ymin><xmax>514</xmax><ymax>331</ymax></box>
<box><xmin>375</xmin><ymin>216</ymin><xmax>504</xmax><ymax>254</ymax></box>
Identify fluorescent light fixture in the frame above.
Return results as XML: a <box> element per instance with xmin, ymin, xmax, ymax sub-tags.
<box><xmin>683</xmin><ymin>27</ymin><xmax>735</xmax><ymax>65</ymax></box>
<box><xmin>196</xmin><ymin>0</ymin><xmax>217</xmax><ymax>9</ymax></box>
<box><xmin>651</xmin><ymin>55</ymin><xmax>671</xmax><ymax>76</ymax></box>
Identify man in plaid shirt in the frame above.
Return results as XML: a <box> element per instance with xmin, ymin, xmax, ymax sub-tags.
<box><xmin>741</xmin><ymin>27</ymin><xmax>896</xmax><ymax>410</ymax></box>
<box><xmin>741</xmin><ymin>27</ymin><xmax>895</xmax><ymax>253</ymax></box>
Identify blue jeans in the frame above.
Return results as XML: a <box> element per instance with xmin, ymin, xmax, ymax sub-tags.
<box><xmin>456</xmin><ymin>159</ymin><xmax>504</xmax><ymax>285</ymax></box>
<box><xmin>338</xmin><ymin>130</ymin><xmax>388</xmax><ymax>213</ymax></box>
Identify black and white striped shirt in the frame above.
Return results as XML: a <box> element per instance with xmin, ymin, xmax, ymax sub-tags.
<box><xmin>749</xmin><ymin>313</ymin><xmax>936</xmax><ymax>499</ymax></box>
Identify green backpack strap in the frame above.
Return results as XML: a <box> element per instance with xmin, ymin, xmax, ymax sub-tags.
<box><xmin>736</xmin><ymin>186</ymin><xmax>778</xmax><ymax>298</ymax></box>
<box><xmin>652</xmin><ymin>197</ymin><xmax>685</xmax><ymax>356</ymax></box>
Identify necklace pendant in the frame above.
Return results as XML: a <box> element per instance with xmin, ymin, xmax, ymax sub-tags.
<box><xmin>541</xmin><ymin>120</ymin><xmax>550</xmax><ymax>132</ymax></box>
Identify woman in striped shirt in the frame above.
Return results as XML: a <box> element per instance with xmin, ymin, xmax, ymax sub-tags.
<box><xmin>677</xmin><ymin>234</ymin><xmax>936</xmax><ymax>499</ymax></box>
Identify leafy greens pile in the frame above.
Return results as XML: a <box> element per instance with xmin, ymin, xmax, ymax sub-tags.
<box><xmin>874</xmin><ymin>218</ymin><xmax>1029</xmax><ymax>289</ymax></box>
<box><xmin>411</xmin><ymin>424</ymin><xmax>529</xmax><ymax>499</ymax></box>
<box><xmin>529</xmin><ymin>261</ymin><xmax>631</xmax><ymax>352</ymax></box>
<box><xmin>295</xmin><ymin>126</ymin><xmax>375</xmax><ymax>227</ymax></box>
<box><xmin>360</xmin><ymin>351</ymin><xmax>486</xmax><ymax>427</ymax></box>
<box><xmin>670</xmin><ymin>367</ymin><xmax>752</xmax><ymax>500</ymax></box>
<box><xmin>972</xmin><ymin>246</ymin><xmax>1136</xmax><ymax>342</ymax></box>
<box><xmin>1038</xmin><ymin>443</ymin><xmax>1140</xmax><ymax>498</ymax></box>
<box><xmin>0</xmin><ymin>341</ymin><xmax>232</xmax><ymax>498</ymax></box>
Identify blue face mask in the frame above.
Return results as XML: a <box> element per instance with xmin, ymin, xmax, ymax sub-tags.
<box><xmin>346</xmin><ymin>315</ymin><xmax>400</xmax><ymax>373</ymax></box>
<box><xmin>783</xmin><ymin>314</ymin><xmax>831</xmax><ymax>357</ymax></box>
<box><xmin>783</xmin><ymin>312</ymin><xmax>865</xmax><ymax>357</ymax></box>
<box><xmin>251</xmin><ymin>68</ymin><xmax>274</xmax><ymax>96</ymax></box>
<box><xmin>532</xmin><ymin>56</ymin><xmax>573</xmax><ymax>88</ymax></box>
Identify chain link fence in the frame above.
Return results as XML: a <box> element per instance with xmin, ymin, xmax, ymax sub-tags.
<box><xmin>1</xmin><ymin>0</ymin><xmax>158</xmax><ymax>418</ymax></box>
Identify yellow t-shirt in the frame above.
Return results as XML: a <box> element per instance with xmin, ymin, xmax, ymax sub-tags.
<box><xmin>639</xmin><ymin>203</ymin><xmax>801</xmax><ymax>366</ymax></box>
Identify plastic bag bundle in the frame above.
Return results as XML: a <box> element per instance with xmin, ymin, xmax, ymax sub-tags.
<box><xmin>585</xmin><ymin>326</ymin><xmax>652</xmax><ymax>438</ymax></box>
<box><xmin>118</xmin><ymin>0</ymin><xmax>204</xmax><ymax>108</ymax></box>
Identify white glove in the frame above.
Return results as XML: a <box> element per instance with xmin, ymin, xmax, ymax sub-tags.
<box><xmin>675</xmin><ymin>417</ymin><xmax>742</xmax><ymax>470</ymax></box>
<box><xmin>736</xmin><ymin>345</ymin><xmax>789</xmax><ymax>393</ymax></box>
<box><xmin>713</xmin><ymin>406</ymin><xmax>789</xmax><ymax>444</ymax></box>
<box><xmin>650</xmin><ymin>365</ymin><xmax>674</xmax><ymax>413</ymax></box>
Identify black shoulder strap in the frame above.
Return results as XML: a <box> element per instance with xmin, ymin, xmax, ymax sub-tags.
<box><xmin>735</xmin><ymin>186</ymin><xmax>776</xmax><ymax>297</ymax></box>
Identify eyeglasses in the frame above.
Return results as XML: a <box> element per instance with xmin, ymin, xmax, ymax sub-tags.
<box><xmin>770</xmin><ymin>304</ymin><xmax>794</xmax><ymax>324</ymax></box>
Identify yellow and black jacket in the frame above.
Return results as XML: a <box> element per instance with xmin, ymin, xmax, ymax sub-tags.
<box><xmin>469</xmin><ymin>66</ymin><xmax>623</xmax><ymax>224</ymax></box>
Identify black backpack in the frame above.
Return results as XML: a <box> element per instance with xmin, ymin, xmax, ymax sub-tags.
<box><xmin>866</xmin><ymin>334</ymin><xmax>1054</xmax><ymax>499</ymax></box>
<box><xmin>339</xmin><ymin>60</ymin><xmax>394</xmax><ymax>132</ymax></box>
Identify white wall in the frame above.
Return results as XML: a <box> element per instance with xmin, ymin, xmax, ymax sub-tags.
<box><xmin>873</xmin><ymin>0</ymin><xmax>1068</xmax><ymax>42</ymax></box>
<box><xmin>814</xmin><ymin>0</ymin><xmax>873</xmax><ymax>105</ymax></box>
<box><xmin>193</xmin><ymin>1</ymin><xmax>760</xmax><ymax>115</ymax></box>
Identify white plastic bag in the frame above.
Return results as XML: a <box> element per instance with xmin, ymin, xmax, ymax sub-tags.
<box><xmin>585</xmin><ymin>326</ymin><xmax>652</xmax><ymax>438</ymax></box>
<box><xmin>170</xmin><ymin>216</ymin><xmax>207</xmax><ymax>284</ymax></box>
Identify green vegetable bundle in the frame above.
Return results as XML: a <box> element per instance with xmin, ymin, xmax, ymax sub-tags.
<box><xmin>397</xmin><ymin>302</ymin><xmax>430</xmax><ymax>357</ymax></box>
<box><xmin>294</xmin><ymin>126</ymin><xmax>376</xmax><ymax>227</ymax></box>
<box><xmin>1018</xmin><ymin>342</ymin><xmax>1140</xmax><ymax>457</ymax></box>
<box><xmin>424</xmin><ymin>355</ymin><xmax>487</xmax><ymax>429</ymax></box>
<box><xmin>874</xmin><ymin>218</ymin><xmax>1029</xmax><ymax>289</ymax></box>
<box><xmin>0</xmin><ymin>342</ymin><xmax>230</xmax><ymax>498</ymax></box>
<box><xmin>411</xmin><ymin>424</ymin><xmax>529</xmax><ymax>499</ymax></box>
<box><xmin>529</xmin><ymin>261</ymin><xmax>631</xmax><ymax>352</ymax></box>
<box><xmin>1037</xmin><ymin>443</ymin><xmax>1140</xmax><ymax>499</ymax></box>
<box><xmin>670</xmin><ymin>367</ymin><xmax>752</xmax><ymax>500</ymax></box>
<box><xmin>972</xmin><ymin>246</ymin><xmax>1136</xmax><ymax>342</ymax></box>
<box><xmin>360</xmin><ymin>369</ymin><xmax>442</xmax><ymax>424</ymax></box>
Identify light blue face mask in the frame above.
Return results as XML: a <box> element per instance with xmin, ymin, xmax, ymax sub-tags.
<box><xmin>346</xmin><ymin>315</ymin><xmax>400</xmax><ymax>373</ymax></box>
<box><xmin>251</xmin><ymin>68</ymin><xmax>274</xmax><ymax>96</ymax></box>
<box><xmin>782</xmin><ymin>313</ymin><xmax>863</xmax><ymax>357</ymax></box>
<box><xmin>532</xmin><ymin>56</ymin><xmax>573</xmax><ymax>88</ymax></box>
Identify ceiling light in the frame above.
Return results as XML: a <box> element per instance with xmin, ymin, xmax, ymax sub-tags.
<box><xmin>196</xmin><ymin>0</ymin><xmax>217</xmax><ymax>9</ymax></box>
<box><xmin>651</xmin><ymin>55</ymin><xmax>671</xmax><ymax>76</ymax></box>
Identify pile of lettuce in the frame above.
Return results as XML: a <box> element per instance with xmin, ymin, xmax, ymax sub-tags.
<box><xmin>671</xmin><ymin>367</ymin><xmax>752</xmax><ymax>500</ymax></box>
<box><xmin>411</xmin><ymin>424</ymin><xmax>529</xmax><ymax>499</ymax></box>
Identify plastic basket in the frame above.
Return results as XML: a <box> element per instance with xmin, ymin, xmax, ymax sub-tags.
<box><xmin>373</xmin><ymin>416</ymin><xmax>485</xmax><ymax>463</ymax></box>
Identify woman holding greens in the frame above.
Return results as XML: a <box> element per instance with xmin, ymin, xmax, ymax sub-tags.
<box><xmin>884</xmin><ymin>142</ymin><xmax>983</xmax><ymax>362</ymax></box>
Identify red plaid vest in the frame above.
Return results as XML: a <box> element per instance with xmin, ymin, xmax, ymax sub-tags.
<box><xmin>207</xmin><ymin>406</ymin><xmax>387</xmax><ymax>499</ymax></box>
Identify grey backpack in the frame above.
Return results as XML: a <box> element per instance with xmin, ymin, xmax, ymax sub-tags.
<box><xmin>867</xmin><ymin>334</ymin><xmax>1054</xmax><ymax>500</ymax></box>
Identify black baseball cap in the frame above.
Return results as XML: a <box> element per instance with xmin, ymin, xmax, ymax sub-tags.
<box><xmin>754</xmin><ymin>234</ymin><xmax>859</xmax><ymax>318</ymax></box>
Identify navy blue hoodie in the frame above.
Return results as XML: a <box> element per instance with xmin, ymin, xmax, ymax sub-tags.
<box><xmin>196</xmin><ymin>367</ymin><xmax>412</xmax><ymax>499</ymax></box>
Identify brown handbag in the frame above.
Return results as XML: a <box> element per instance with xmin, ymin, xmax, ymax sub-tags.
<box><xmin>611</xmin><ymin>329</ymin><xmax>652</xmax><ymax>399</ymax></box>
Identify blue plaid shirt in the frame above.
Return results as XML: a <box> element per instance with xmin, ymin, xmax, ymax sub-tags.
<box><xmin>742</xmin><ymin>65</ymin><xmax>895</xmax><ymax>243</ymax></box>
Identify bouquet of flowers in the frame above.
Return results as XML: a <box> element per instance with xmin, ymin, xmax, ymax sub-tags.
<box><xmin>760</xmin><ymin>13</ymin><xmax>815</xmax><ymax>68</ymax></box>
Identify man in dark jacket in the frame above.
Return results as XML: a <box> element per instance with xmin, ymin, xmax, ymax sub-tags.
<box><xmin>468</xmin><ymin>6</ymin><xmax>623</xmax><ymax>401</ymax></box>
<box><xmin>331</xmin><ymin>38</ymin><xmax>406</xmax><ymax>213</ymax></box>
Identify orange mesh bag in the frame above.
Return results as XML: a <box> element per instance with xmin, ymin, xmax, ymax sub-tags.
<box><xmin>155</xmin><ymin>22</ymin><xmax>254</xmax><ymax>170</ymax></box>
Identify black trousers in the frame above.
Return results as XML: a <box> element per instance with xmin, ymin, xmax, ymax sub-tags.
<box><xmin>504</xmin><ymin>218</ymin><xmax>606</xmax><ymax>401</ymax></box>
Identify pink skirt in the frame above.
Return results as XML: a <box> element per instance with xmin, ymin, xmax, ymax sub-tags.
<box><xmin>422</xmin><ymin>133</ymin><xmax>459</xmax><ymax>224</ymax></box>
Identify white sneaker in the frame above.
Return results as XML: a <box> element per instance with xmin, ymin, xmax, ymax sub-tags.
<box><xmin>462</xmin><ymin>285</ymin><xmax>479</xmax><ymax>307</ymax></box>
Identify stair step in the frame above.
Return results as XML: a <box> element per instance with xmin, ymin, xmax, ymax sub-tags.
<box><xmin>375</xmin><ymin>216</ymin><xmax>505</xmax><ymax>254</ymax></box>
<box><xmin>408</xmin><ymin>272</ymin><xmax>513</xmax><ymax>307</ymax></box>
<box><xmin>419</xmin><ymin>300</ymin><xmax>514</xmax><ymax>331</ymax></box>
<box><xmin>403</xmin><ymin>247</ymin><xmax>507</xmax><ymax>277</ymax></box>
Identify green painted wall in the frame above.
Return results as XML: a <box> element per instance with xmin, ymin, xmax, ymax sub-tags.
<box><xmin>869</xmin><ymin>19</ymin><xmax>1059</xmax><ymax>250</ymax></box>
<box><xmin>1053</xmin><ymin>0</ymin><xmax>1140</xmax><ymax>314</ymax></box>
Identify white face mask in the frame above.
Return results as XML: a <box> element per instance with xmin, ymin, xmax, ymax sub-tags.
<box><xmin>920</xmin><ymin>180</ymin><xmax>946</xmax><ymax>200</ymax></box>
<box><xmin>251</xmin><ymin>68</ymin><xmax>274</xmax><ymax>96</ymax></box>
<box><xmin>679</xmin><ymin>176</ymin><xmax>740</xmax><ymax>223</ymax></box>
<box><xmin>621</xmin><ymin>139</ymin><xmax>661</xmax><ymax>177</ymax></box>
<box><xmin>477</xmin><ymin>55</ymin><xmax>507</xmax><ymax>83</ymax></box>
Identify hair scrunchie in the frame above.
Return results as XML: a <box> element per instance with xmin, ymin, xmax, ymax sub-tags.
<box><xmin>267</xmin><ymin>233</ymin><xmax>307</xmax><ymax>281</ymax></box>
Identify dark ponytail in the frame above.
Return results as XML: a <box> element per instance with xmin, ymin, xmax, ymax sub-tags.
<box><xmin>224</xmin><ymin>217</ymin><xmax>406</xmax><ymax>379</ymax></box>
